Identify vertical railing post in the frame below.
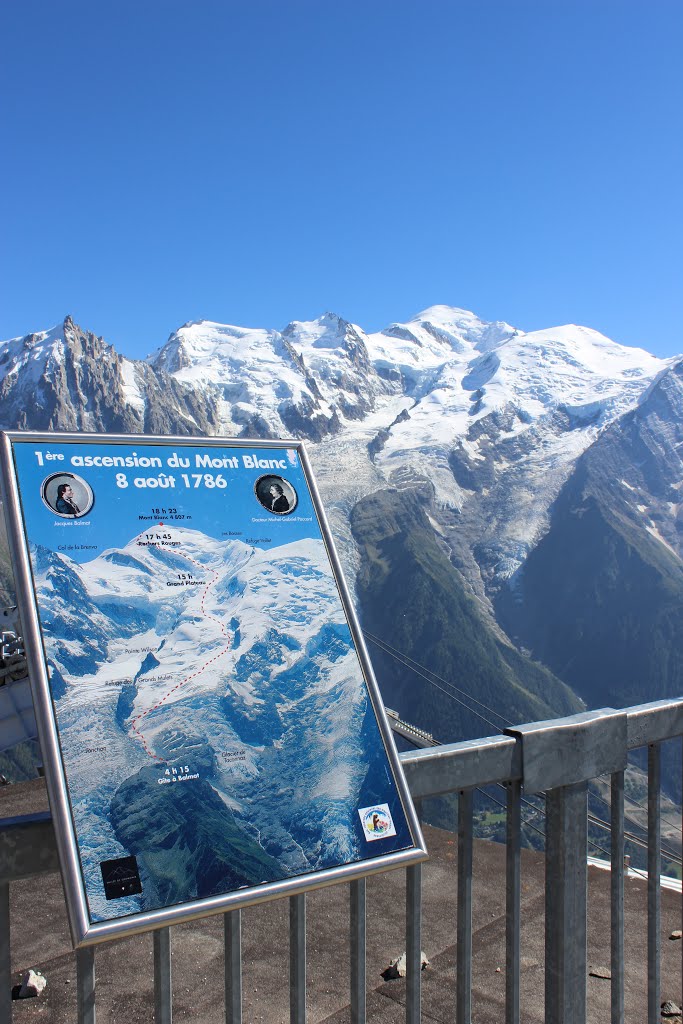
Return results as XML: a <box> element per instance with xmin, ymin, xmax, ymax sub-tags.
<box><xmin>289</xmin><ymin>894</ymin><xmax>306</xmax><ymax>1024</ymax></box>
<box><xmin>350</xmin><ymin>879</ymin><xmax>366</xmax><ymax>1024</ymax></box>
<box><xmin>610</xmin><ymin>770</ymin><xmax>625</xmax><ymax>1024</ymax></box>
<box><xmin>545</xmin><ymin>782</ymin><xmax>588</xmax><ymax>1024</ymax></box>
<box><xmin>647</xmin><ymin>744</ymin><xmax>661</xmax><ymax>1024</ymax></box>
<box><xmin>406</xmin><ymin>863</ymin><xmax>422</xmax><ymax>1024</ymax></box>
<box><xmin>76</xmin><ymin>945</ymin><xmax>96</xmax><ymax>1024</ymax></box>
<box><xmin>0</xmin><ymin>882</ymin><xmax>11</xmax><ymax>1024</ymax></box>
<box><xmin>153</xmin><ymin>926</ymin><xmax>172</xmax><ymax>1024</ymax></box>
<box><xmin>407</xmin><ymin>792</ymin><xmax>425</xmax><ymax>1024</ymax></box>
<box><xmin>507</xmin><ymin>708</ymin><xmax>627</xmax><ymax>1024</ymax></box>
<box><xmin>505</xmin><ymin>780</ymin><xmax>521</xmax><ymax>1024</ymax></box>
<box><xmin>224</xmin><ymin>910</ymin><xmax>242</xmax><ymax>1024</ymax></box>
<box><xmin>457</xmin><ymin>788</ymin><xmax>473</xmax><ymax>1024</ymax></box>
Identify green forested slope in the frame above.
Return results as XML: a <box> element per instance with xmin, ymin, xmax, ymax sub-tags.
<box><xmin>351</xmin><ymin>487</ymin><xmax>581</xmax><ymax>744</ymax></box>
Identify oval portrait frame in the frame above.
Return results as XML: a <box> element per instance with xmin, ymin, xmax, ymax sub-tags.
<box><xmin>41</xmin><ymin>472</ymin><xmax>95</xmax><ymax>519</ymax></box>
<box><xmin>254</xmin><ymin>474</ymin><xmax>298</xmax><ymax>516</ymax></box>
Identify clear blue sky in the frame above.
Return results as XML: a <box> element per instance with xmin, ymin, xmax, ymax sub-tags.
<box><xmin>2</xmin><ymin>1</ymin><xmax>682</xmax><ymax>358</ymax></box>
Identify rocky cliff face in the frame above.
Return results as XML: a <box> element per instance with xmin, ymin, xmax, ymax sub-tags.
<box><xmin>0</xmin><ymin>318</ymin><xmax>220</xmax><ymax>436</ymax></box>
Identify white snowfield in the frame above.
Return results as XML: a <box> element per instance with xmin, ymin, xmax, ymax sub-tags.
<box><xmin>0</xmin><ymin>325</ymin><xmax>66</xmax><ymax>381</ymax></box>
<box><xmin>3</xmin><ymin>305</ymin><xmax>676</xmax><ymax>587</ymax></box>
<box><xmin>150</xmin><ymin>321</ymin><xmax>319</xmax><ymax>435</ymax></box>
<box><xmin>144</xmin><ymin>305</ymin><xmax>670</xmax><ymax>470</ymax></box>
<box><xmin>367</xmin><ymin>308</ymin><xmax>665</xmax><ymax>457</ymax></box>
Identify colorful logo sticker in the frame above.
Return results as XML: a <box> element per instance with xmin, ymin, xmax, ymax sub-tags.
<box><xmin>358</xmin><ymin>803</ymin><xmax>397</xmax><ymax>842</ymax></box>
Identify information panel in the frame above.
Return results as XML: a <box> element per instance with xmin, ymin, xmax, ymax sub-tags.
<box><xmin>1</xmin><ymin>433</ymin><xmax>425</xmax><ymax>946</ymax></box>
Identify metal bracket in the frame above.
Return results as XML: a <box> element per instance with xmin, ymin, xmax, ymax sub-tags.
<box><xmin>506</xmin><ymin>707</ymin><xmax>627</xmax><ymax>796</ymax></box>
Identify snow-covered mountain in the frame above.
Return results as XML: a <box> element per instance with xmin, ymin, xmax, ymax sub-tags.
<box><xmin>141</xmin><ymin>306</ymin><xmax>672</xmax><ymax>597</ymax></box>
<box><xmin>1</xmin><ymin>306</ymin><xmax>681</xmax><ymax>751</ymax></box>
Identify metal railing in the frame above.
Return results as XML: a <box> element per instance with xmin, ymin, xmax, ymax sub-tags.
<box><xmin>1</xmin><ymin>697</ymin><xmax>682</xmax><ymax>1024</ymax></box>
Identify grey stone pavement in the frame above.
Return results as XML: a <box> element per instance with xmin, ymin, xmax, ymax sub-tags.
<box><xmin>2</xmin><ymin>779</ymin><xmax>682</xmax><ymax>1023</ymax></box>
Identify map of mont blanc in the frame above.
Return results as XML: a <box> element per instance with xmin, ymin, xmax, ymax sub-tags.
<box><xmin>9</xmin><ymin>439</ymin><xmax>413</xmax><ymax>925</ymax></box>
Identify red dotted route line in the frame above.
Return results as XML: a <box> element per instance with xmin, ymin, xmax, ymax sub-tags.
<box><xmin>131</xmin><ymin>533</ymin><xmax>232</xmax><ymax>762</ymax></box>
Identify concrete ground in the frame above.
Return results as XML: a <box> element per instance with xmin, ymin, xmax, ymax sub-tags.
<box><xmin>2</xmin><ymin>779</ymin><xmax>681</xmax><ymax>1023</ymax></box>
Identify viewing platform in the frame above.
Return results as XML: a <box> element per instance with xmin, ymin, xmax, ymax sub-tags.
<box><xmin>2</xmin><ymin>698</ymin><xmax>682</xmax><ymax>1023</ymax></box>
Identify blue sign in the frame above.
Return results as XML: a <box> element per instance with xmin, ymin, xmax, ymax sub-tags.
<box><xmin>2</xmin><ymin>433</ymin><xmax>425</xmax><ymax>945</ymax></box>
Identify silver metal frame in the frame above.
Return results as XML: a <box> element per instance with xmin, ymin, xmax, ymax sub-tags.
<box><xmin>0</xmin><ymin>430</ymin><xmax>426</xmax><ymax>947</ymax></box>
